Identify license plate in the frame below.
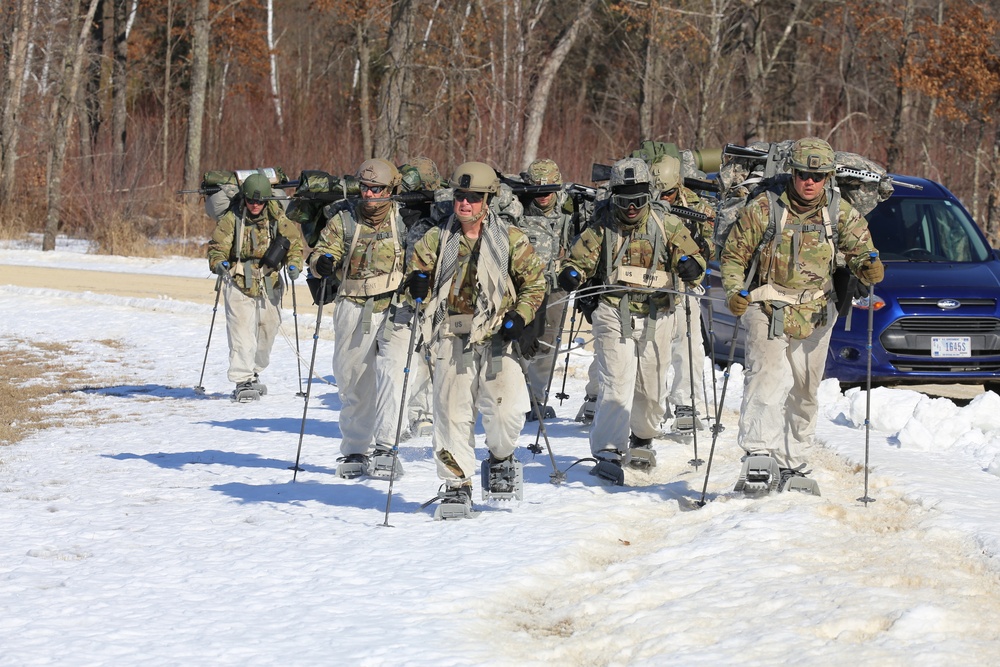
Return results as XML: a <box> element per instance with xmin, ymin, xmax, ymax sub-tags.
<box><xmin>931</xmin><ymin>336</ymin><xmax>971</xmax><ymax>358</ymax></box>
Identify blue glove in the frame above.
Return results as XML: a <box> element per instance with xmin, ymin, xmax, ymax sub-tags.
<box><xmin>500</xmin><ymin>311</ymin><xmax>525</xmax><ymax>341</ymax></box>
<box><xmin>315</xmin><ymin>254</ymin><xmax>335</xmax><ymax>278</ymax></box>
<box><xmin>213</xmin><ymin>261</ymin><xmax>230</xmax><ymax>276</ymax></box>
<box><xmin>287</xmin><ymin>265</ymin><xmax>300</xmax><ymax>281</ymax></box>
<box><xmin>557</xmin><ymin>267</ymin><xmax>582</xmax><ymax>292</ymax></box>
<box><xmin>676</xmin><ymin>255</ymin><xmax>702</xmax><ymax>283</ymax></box>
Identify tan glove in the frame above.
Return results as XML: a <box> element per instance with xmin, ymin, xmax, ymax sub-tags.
<box><xmin>860</xmin><ymin>257</ymin><xmax>885</xmax><ymax>284</ymax></box>
<box><xmin>727</xmin><ymin>291</ymin><xmax>750</xmax><ymax>317</ymax></box>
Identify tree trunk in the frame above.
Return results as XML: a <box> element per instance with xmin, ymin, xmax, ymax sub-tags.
<box><xmin>987</xmin><ymin>129</ymin><xmax>1000</xmax><ymax>246</ymax></box>
<box><xmin>111</xmin><ymin>0</ymin><xmax>129</xmax><ymax>187</ymax></box>
<box><xmin>638</xmin><ymin>1</ymin><xmax>658</xmax><ymax>142</ymax></box>
<box><xmin>43</xmin><ymin>0</ymin><xmax>102</xmax><ymax>251</ymax></box>
<box><xmin>356</xmin><ymin>22</ymin><xmax>372</xmax><ymax>159</ymax></box>
<box><xmin>161</xmin><ymin>0</ymin><xmax>173</xmax><ymax>181</ymax></box>
<box><xmin>0</xmin><ymin>0</ymin><xmax>33</xmax><ymax>205</ymax></box>
<box><xmin>182</xmin><ymin>0</ymin><xmax>210</xmax><ymax>191</ymax></box>
<box><xmin>374</xmin><ymin>0</ymin><xmax>416</xmax><ymax>160</ymax></box>
<box><xmin>885</xmin><ymin>0</ymin><xmax>914</xmax><ymax>173</ymax></box>
<box><xmin>521</xmin><ymin>0</ymin><xmax>595</xmax><ymax>169</ymax></box>
<box><xmin>266</xmin><ymin>0</ymin><xmax>283</xmax><ymax>132</ymax></box>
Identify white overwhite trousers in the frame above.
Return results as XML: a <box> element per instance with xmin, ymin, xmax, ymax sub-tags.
<box><xmin>223</xmin><ymin>281</ymin><xmax>282</xmax><ymax>384</ymax></box>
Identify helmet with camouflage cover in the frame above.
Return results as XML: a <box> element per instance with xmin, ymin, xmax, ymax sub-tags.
<box><xmin>649</xmin><ymin>155</ymin><xmax>681</xmax><ymax>195</ymax></box>
<box><xmin>609</xmin><ymin>157</ymin><xmax>651</xmax><ymax>191</ymax></box>
<box><xmin>410</xmin><ymin>156</ymin><xmax>443</xmax><ymax>190</ymax></box>
<box><xmin>789</xmin><ymin>137</ymin><xmax>836</xmax><ymax>173</ymax></box>
<box><xmin>450</xmin><ymin>161</ymin><xmax>500</xmax><ymax>194</ymax></box>
<box><xmin>399</xmin><ymin>164</ymin><xmax>423</xmax><ymax>192</ymax></box>
<box><xmin>241</xmin><ymin>173</ymin><xmax>272</xmax><ymax>202</ymax></box>
<box><xmin>524</xmin><ymin>158</ymin><xmax>562</xmax><ymax>186</ymax></box>
<box><xmin>356</xmin><ymin>158</ymin><xmax>402</xmax><ymax>191</ymax></box>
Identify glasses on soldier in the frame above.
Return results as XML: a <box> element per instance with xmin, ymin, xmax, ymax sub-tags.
<box><xmin>454</xmin><ymin>190</ymin><xmax>484</xmax><ymax>204</ymax></box>
<box><xmin>246</xmin><ymin>198</ymin><xmax>265</xmax><ymax>206</ymax></box>
<box><xmin>612</xmin><ymin>191</ymin><xmax>649</xmax><ymax>210</ymax></box>
<box><xmin>361</xmin><ymin>183</ymin><xmax>387</xmax><ymax>194</ymax></box>
<box><xmin>661</xmin><ymin>187</ymin><xmax>678</xmax><ymax>198</ymax></box>
<box><xmin>795</xmin><ymin>170</ymin><xmax>827</xmax><ymax>183</ymax></box>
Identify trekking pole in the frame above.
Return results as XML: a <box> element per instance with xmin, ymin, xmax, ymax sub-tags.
<box><xmin>529</xmin><ymin>297</ymin><xmax>571</xmax><ymax>455</ymax></box>
<box><xmin>512</xmin><ymin>340</ymin><xmax>566</xmax><ymax>484</ymax></box>
<box><xmin>858</xmin><ymin>252</ymin><xmax>878</xmax><ymax>506</ymax></box>
<box><xmin>381</xmin><ymin>298</ymin><xmax>424</xmax><ymax>527</ymax></box>
<box><xmin>705</xmin><ymin>271</ymin><xmax>720</xmax><ymax>420</ymax></box>
<box><xmin>290</xmin><ymin>276</ymin><xmax>329</xmax><ymax>482</ymax></box>
<box><xmin>194</xmin><ymin>274</ymin><xmax>223</xmax><ymax>395</ymax></box>
<box><xmin>683</xmin><ymin>286</ymin><xmax>703</xmax><ymax>468</ymax></box>
<box><xmin>286</xmin><ymin>266</ymin><xmax>305</xmax><ymax>397</ymax></box>
<box><xmin>696</xmin><ymin>290</ymin><xmax>747</xmax><ymax>507</ymax></box>
<box><xmin>555</xmin><ymin>299</ymin><xmax>580</xmax><ymax>405</ymax></box>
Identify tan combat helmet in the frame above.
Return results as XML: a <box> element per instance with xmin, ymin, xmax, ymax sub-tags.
<box><xmin>789</xmin><ymin>137</ymin><xmax>836</xmax><ymax>173</ymax></box>
<box><xmin>356</xmin><ymin>158</ymin><xmax>402</xmax><ymax>190</ymax></box>
<box><xmin>450</xmin><ymin>161</ymin><xmax>500</xmax><ymax>194</ymax></box>
<box><xmin>524</xmin><ymin>158</ymin><xmax>562</xmax><ymax>186</ymax></box>
<box><xmin>649</xmin><ymin>155</ymin><xmax>681</xmax><ymax>195</ymax></box>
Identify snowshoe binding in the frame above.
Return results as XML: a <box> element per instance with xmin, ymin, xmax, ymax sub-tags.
<box><xmin>410</xmin><ymin>418</ymin><xmax>433</xmax><ymax>438</ymax></box>
<box><xmin>576</xmin><ymin>395</ymin><xmax>597</xmax><ymax>424</ymax></box>
<box><xmin>231</xmin><ymin>380</ymin><xmax>261</xmax><ymax>403</ymax></box>
<box><xmin>433</xmin><ymin>485</ymin><xmax>477</xmax><ymax>520</ymax></box>
<box><xmin>672</xmin><ymin>405</ymin><xmax>704</xmax><ymax>434</ymax></box>
<box><xmin>734</xmin><ymin>453</ymin><xmax>781</xmax><ymax>496</ymax></box>
<box><xmin>590</xmin><ymin>450</ymin><xmax>625</xmax><ymax>486</ymax></box>
<box><xmin>780</xmin><ymin>468</ymin><xmax>821</xmax><ymax>496</ymax></box>
<box><xmin>480</xmin><ymin>455</ymin><xmax>524</xmax><ymax>501</ymax></box>
<box><xmin>251</xmin><ymin>373</ymin><xmax>267</xmax><ymax>396</ymax></box>
<box><xmin>336</xmin><ymin>453</ymin><xmax>370</xmax><ymax>479</ymax></box>
<box><xmin>525</xmin><ymin>405</ymin><xmax>557</xmax><ymax>422</ymax></box>
<box><xmin>627</xmin><ymin>433</ymin><xmax>657</xmax><ymax>469</ymax></box>
<box><xmin>369</xmin><ymin>444</ymin><xmax>404</xmax><ymax>479</ymax></box>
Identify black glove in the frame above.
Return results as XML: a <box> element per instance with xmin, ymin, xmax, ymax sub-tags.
<box><xmin>315</xmin><ymin>253</ymin><xmax>335</xmax><ymax>278</ymax></box>
<box><xmin>213</xmin><ymin>260</ymin><xmax>230</xmax><ymax>276</ymax></box>
<box><xmin>676</xmin><ymin>255</ymin><xmax>702</xmax><ymax>283</ymax></box>
<box><xmin>500</xmin><ymin>311</ymin><xmax>525</xmax><ymax>341</ymax></box>
<box><xmin>557</xmin><ymin>266</ymin><xmax>582</xmax><ymax>292</ymax></box>
<box><xmin>408</xmin><ymin>271</ymin><xmax>430</xmax><ymax>301</ymax></box>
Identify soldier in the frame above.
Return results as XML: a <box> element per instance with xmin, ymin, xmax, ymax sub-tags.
<box><xmin>516</xmin><ymin>158</ymin><xmax>576</xmax><ymax>420</ymax></box>
<box><xmin>721</xmin><ymin>137</ymin><xmax>883</xmax><ymax>490</ymax></box>
<box><xmin>557</xmin><ymin>158</ymin><xmax>706</xmax><ymax>484</ymax></box>
<box><xmin>307</xmin><ymin>158</ymin><xmax>412</xmax><ymax>479</ymax></box>
<box><xmin>406</xmin><ymin>161</ymin><xmax>546</xmax><ymax>517</ymax></box>
<box><xmin>207</xmin><ymin>173</ymin><xmax>304</xmax><ymax>402</ymax></box>
<box><xmin>650</xmin><ymin>154</ymin><xmax>715</xmax><ymax>432</ymax></box>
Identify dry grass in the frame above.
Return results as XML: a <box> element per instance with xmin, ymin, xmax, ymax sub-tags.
<box><xmin>0</xmin><ymin>339</ymin><xmax>124</xmax><ymax>446</ymax></box>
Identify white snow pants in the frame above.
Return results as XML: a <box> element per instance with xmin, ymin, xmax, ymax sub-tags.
<box><xmin>737</xmin><ymin>301</ymin><xmax>836</xmax><ymax>469</ymax></box>
<box><xmin>590</xmin><ymin>301</ymin><xmax>675</xmax><ymax>455</ymax></box>
<box><xmin>331</xmin><ymin>299</ymin><xmax>412</xmax><ymax>457</ymax></box>
<box><xmin>430</xmin><ymin>335</ymin><xmax>529</xmax><ymax>488</ymax></box>
<box><xmin>406</xmin><ymin>342</ymin><xmax>434</xmax><ymax>425</ymax></box>
<box><xmin>667</xmin><ymin>293</ymin><xmax>708</xmax><ymax>417</ymax></box>
<box><xmin>223</xmin><ymin>280</ymin><xmax>282</xmax><ymax>384</ymax></box>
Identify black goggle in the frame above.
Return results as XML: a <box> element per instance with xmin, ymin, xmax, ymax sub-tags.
<box><xmin>795</xmin><ymin>170</ymin><xmax>828</xmax><ymax>183</ymax></box>
<box><xmin>246</xmin><ymin>198</ymin><xmax>266</xmax><ymax>206</ymax></box>
<box><xmin>361</xmin><ymin>183</ymin><xmax>388</xmax><ymax>194</ymax></box>
<box><xmin>454</xmin><ymin>190</ymin><xmax>485</xmax><ymax>204</ymax></box>
<box><xmin>612</xmin><ymin>192</ymin><xmax>650</xmax><ymax>210</ymax></box>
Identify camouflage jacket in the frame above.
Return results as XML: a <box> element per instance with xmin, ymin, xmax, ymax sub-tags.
<box><xmin>207</xmin><ymin>201</ymin><xmax>304</xmax><ymax>298</ymax></box>
<box><xmin>721</xmin><ymin>184</ymin><xmax>876</xmax><ymax>339</ymax></box>
<box><xmin>308</xmin><ymin>202</ymin><xmax>406</xmax><ymax>314</ymax></box>
<box><xmin>563</xmin><ymin>200</ymin><xmax>706</xmax><ymax>316</ymax></box>
<box><xmin>408</xmin><ymin>213</ymin><xmax>546</xmax><ymax>336</ymax></box>
<box><xmin>674</xmin><ymin>185</ymin><xmax>715</xmax><ymax>247</ymax></box>
<box><xmin>517</xmin><ymin>191</ymin><xmax>575</xmax><ymax>290</ymax></box>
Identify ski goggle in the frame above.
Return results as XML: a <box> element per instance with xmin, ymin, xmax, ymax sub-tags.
<box><xmin>454</xmin><ymin>190</ymin><xmax>485</xmax><ymax>204</ymax></box>
<box><xmin>612</xmin><ymin>191</ymin><xmax>650</xmax><ymax>210</ymax></box>
<box><xmin>246</xmin><ymin>198</ymin><xmax>266</xmax><ymax>206</ymax></box>
<box><xmin>795</xmin><ymin>170</ymin><xmax>828</xmax><ymax>183</ymax></box>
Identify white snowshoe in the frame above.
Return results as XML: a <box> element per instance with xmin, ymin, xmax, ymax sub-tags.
<box><xmin>231</xmin><ymin>381</ymin><xmax>261</xmax><ymax>403</ymax></box>
<box><xmin>410</xmin><ymin>418</ymin><xmax>433</xmax><ymax>438</ymax></box>
<box><xmin>525</xmin><ymin>405</ymin><xmax>557</xmax><ymax>422</ymax></box>
<box><xmin>590</xmin><ymin>450</ymin><xmax>625</xmax><ymax>486</ymax></box>
<box><xmin>671</xmin><ymin>405</ymin><xmax>706</xmax><ymax>435</ymax></box>
<box><xmin>336</xmin><ymin>453</ymin><xmax>369</xmax><ymax>479</ymax></box>
<box><xmin>734</xmin><ymin>454</ymin><xmax>781</xmax><ymax>496</ymax></box>
<box><xmin>627</xmin><ymin>434</ymin><xmax>657</xmax><ymax>469</ymax></box>
<box><xmin>433</xmin><ymin>485</ymin><xmax>478</xmax><ymax>520</ymax></box>
<box><xmin>480</xmin><ymin>455</ymin><xmax>523</xmax><ymax>501</ymax></box>
<box><xmin>369</xmin><ymin>445</ymin><xmax>404</xmax><ymax>479</ymax></box>
<box><xmin>780</xmin><ymin>468</ymin><xmax>821</xmax><ymax>496</ymax></box>
<box><xmin>576</xmin><ymin>395</ymin><xmax>596</xmax><ymax>424</ymax></box>
<box><xmin>251</xmin><ymin>374</ymin><xmax>268</xmax><ymax>396</ymax></box>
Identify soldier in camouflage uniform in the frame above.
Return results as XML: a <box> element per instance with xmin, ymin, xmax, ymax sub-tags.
<box><xmin>516</xmin><ymin>158</ymin><xmax>576</xmax><ymax>418</ymax></box>
<box><xmin>406</xmin><ymin>161</ymin><xmax>546</xmax><ymax>511</ymax></box>
<box><xmin>307</xmin><ymin>158</ymin><xmax>413</xmax><ymax>478</ymax></box>
<box><xmin>650</xmin><ymin>155</ymin><xmax>715</xmax><ymax>431</ymax></box>
<box><xmin>558</xmin><ymin>158</ymin><xmax>706</xmax><ymax>484</ymax></box>
<box><xmin>207</xmin><ymin>173</ymin><xmax>304</xmax><ymax>401</ymax></box>
<box><xmin>721</xmin><ymin>137</ymin><xmax>883</xmax><ymax>485</ymax></box>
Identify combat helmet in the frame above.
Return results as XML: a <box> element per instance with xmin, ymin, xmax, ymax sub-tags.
<box><xmin>450</xmin><ymin>161</ymin><xmax>500</xmax><ymax>195</ymax></box>
<box><xmin>789</xmin><ymin>137</ymin><xmax>836</xmax><ymax>173</ymax></box>
<box><xmin>524</xmin><ymin>158</ymin><xmax>562</xmax><ymax>186</ymax></box>
<box><xmin>356</xmin><ymin>158</ymin><xmax>402</xmax><ymax>190</ymax></box>
<box><xmin>241</xmin><ymin>173</ymin><xmax>272</xmax><ymax>203</ymax></box>
<box><xmin>649</xmin><ymin>155</ymin><xmax>681</xmax><ymax>195</ymax></box>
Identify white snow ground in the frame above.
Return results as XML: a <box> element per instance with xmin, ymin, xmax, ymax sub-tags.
<box><xmin>3</xmin><ymin>240</ymin><xmax>1000</xmax><ymax>666</ymax></box>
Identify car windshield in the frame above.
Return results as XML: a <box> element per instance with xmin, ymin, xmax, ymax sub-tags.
<box><xmin>867</xmin><ymin>196</ymin><xmax>991</xmax><ymax>262</ymax></box>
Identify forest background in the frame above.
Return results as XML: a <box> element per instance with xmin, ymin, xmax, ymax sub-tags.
<box><xmin>1</xmin><ymin>0</ymin><xmax>999</xmax><ymax>257</ymax></box>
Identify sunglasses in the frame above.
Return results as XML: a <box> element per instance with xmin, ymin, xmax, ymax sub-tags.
<box><xmin>361</xmin><ymin>183</ymin><xmax>387</xmax><ymax>194</ymax></box>
<box><xmin>661</xmin><ymin>187</ymin><xmax>678</xmax><ymax>198</ymax></box>
<box><xmin>246</xmin><ymin>198</ymin><xmax>266</xmax><ymax>206</ymax></box>
<box><xmin>454</xmin><ymin>190</ymin><xmax>484</xmax><ymax>204</ymax></box>
<box><xmin>795</xmin><ymin>170</ymin><xmax>828</xmax><ymax>183</ymax></box>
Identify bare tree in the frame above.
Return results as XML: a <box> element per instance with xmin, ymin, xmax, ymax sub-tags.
<box><xmin>266</xmin><ymin>0</ymin><xmax>283</xmax><ymax>132</ymax></box>
<box><xmin>182</xmin><ymin>0</ymin><xmax>210</xmax><ymax>191</ymax></box>
<box><xmin>0</xmin><ymin>0</ymin><xmax>34</xmax><ymax>204</ymax></box>
<box><xmin>374</xmin><ymin>0</ymin><xmax>416</xmax><ymax>160</ymax></box>
<box><xmin>111</xmin><ymin>0</ymin><xmax>129</xmax><ymax>186</ymax></box>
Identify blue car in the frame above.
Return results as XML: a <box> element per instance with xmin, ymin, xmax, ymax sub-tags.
<box><xmin>701</xmin><ymin>175</ymin><xmax>1000</xmax><ymax>391</ymax></box>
